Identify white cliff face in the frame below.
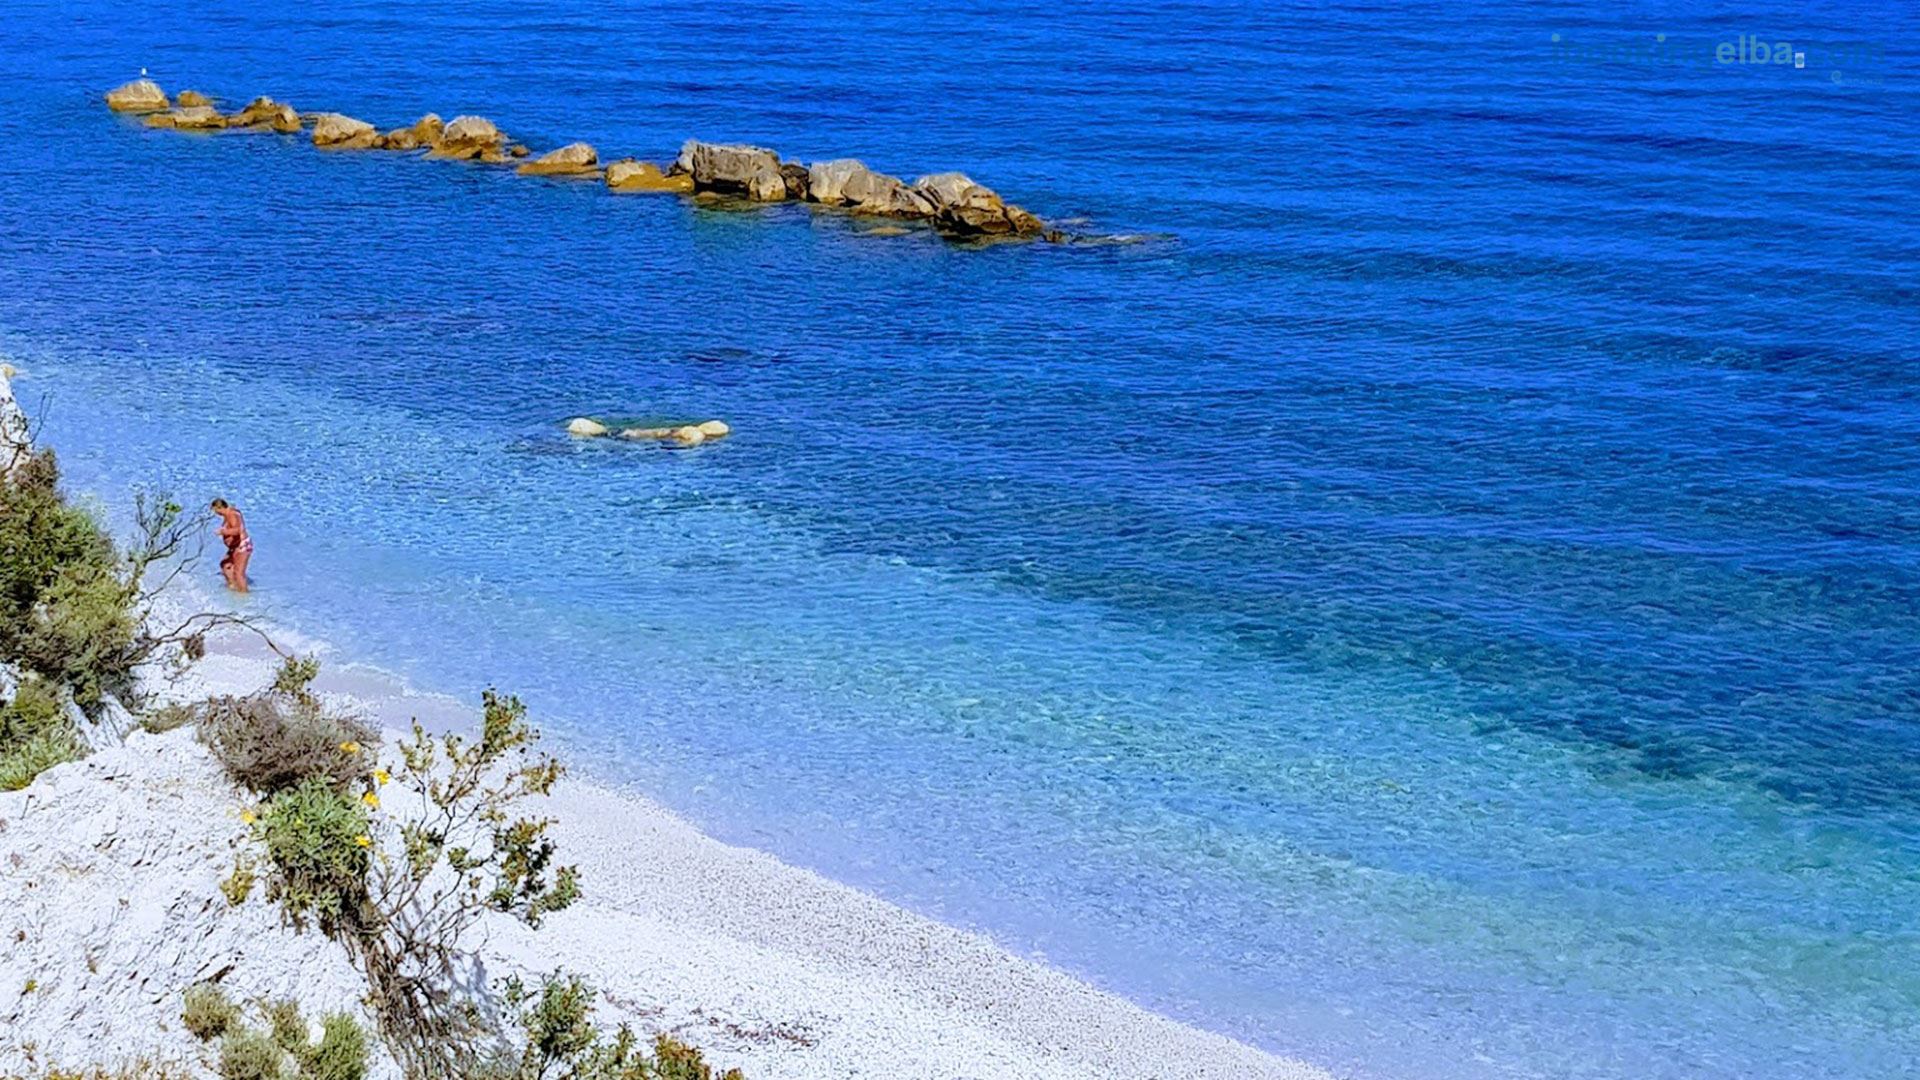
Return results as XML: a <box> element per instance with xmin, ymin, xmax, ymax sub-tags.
<box><xmin>0</xmin><ymin>728</ymin><xmax>397</xmax><ymax>1079</ymax></box>
<box><xmin>1</xmin><ymin>364</ymin><xmax>31</xmax><ymax>480</ymax></box>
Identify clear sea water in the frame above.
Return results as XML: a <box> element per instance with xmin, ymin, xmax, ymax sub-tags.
<box><xmin>3</xmin><ymin>2</ymin><xmax>1918</xmax><ymax>1077</ymax></box>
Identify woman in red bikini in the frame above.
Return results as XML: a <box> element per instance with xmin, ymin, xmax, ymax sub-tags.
<box><xmin>211</xmin><ymin>498</ymin><xmax>252</xmax><ymax>592</ymax></box>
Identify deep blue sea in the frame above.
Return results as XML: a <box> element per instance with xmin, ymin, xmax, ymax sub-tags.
<box><xmin>3</xmin><ymin>2</ymin><xmax>1918</xmax><ymax>1077</ymax></box>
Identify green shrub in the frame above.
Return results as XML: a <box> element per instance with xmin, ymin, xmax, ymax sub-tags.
<box><xmin>0</xmin><ymin>673</ymin><xmax>85</xmax><ymax>791</ymax></box>
<box><xmin>199</xmin><ymin>680</ymin><xmax>376</xmax><ymax>797</ymax></box>
<box><xmin>1</xmin><ymin>673</ymin><xmax>64</xmax><ymax>742</ymax></box>
<box><xmin>256</xmin><ymin>776</ymin><xmax>370</xmax><ymax>930</ymax></box>
<box><xmin>16</xmin><ymin>560</ymin><xmax>139</xmax><ymax>708</ymax></box>
<box><xmin>141</xmin><ymin>701</ymin><xmax>200</xmax><ymax>734</ymax></box>
<box><xmin>299</xmin><ymin>1012</ymin><xmax>370</xmax><ymax>1080</ymax></box>
<box><xmin>183</xmin><ymin>982</ymin><xmax>240</xmax><ymax>1041</ymax></box>
<box><xmin>265</xmin><ymin>998</ymin><xmax>306</xmax><ymax>1054</ymax></box>
<box><xmin>0</xmin><ymin>725</ymin><xmax>84</xmax><ymax>791</ymax></box>
<box><xmin>272</xmin><ymin>655</ymin><xmax>323</xmax><ymax>697</ymax></box>
<box><xmin>491</xmin><ymin>972</ymin><xmax>744</xmax><ymax>1080</ymax></box>
<box><xmin>220</xmin><ymin>1025</ymin><xmax>293</xmax><ymax>1080</ymax></box>
<box><xmin>222</xmin><ymin>853</ymin><xmax>259</xmax><ymax>906</ymax></box>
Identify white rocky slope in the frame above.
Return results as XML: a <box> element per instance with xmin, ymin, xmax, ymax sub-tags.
<box><xmin>1</xmin><ymin>640</ymin><xmax>1330</xmax><ymax>1080</ymax></box>
<box><xmin>0</xmin><ymin>727</ymin><xmax>397</xmax><ymax>1077</ymax></box>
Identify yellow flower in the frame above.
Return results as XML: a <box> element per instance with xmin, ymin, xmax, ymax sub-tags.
<box><xmin>373</xmin><ymin>768</ymin><xmax>390</xmax><ymax>786</ymax></box>
<box><xmin>339</xmin><ymin>741</ymin><xmax>361</xmax><ymax>755</ymax></box>
<box><xmin>354</xmin><ymin>834</ymin><xmax>372</xmax><ymax>848</ymax></box>
<box><xmin>361</xmin><ymin>791</ymin><xmax>380</xmax><ymax>810</ymax></box>
<box><xmin>239</xmin><ymin>809</ymin><xmax>256</xmax><ymax>825</ymax></box>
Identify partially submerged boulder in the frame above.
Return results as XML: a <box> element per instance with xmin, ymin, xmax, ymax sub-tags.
<box><xmin>382</xmin><ymin>127</ymin><xmax>421</xmax><ymax>151</ymax></box>
<box><xmin>227</xmin><ymin>96</ymin><xmax>301</xmax><ymax>133</ymax></box>
<box><xmin>605</xmin><ymin>160</ymin><xmax>693</xmax><ymax>193</ymax></box>
<box><xmin>310</xmin><ymin>112</ymin><xmax>380</xmax><ymax>149</ymax></box>
<box><xmin>618</xmin><ymin>427</ymin><xmax>674</xmax><ymax>440</ymax></box>
<box><xmin>913</xmin><ymin>172</ymin><xmax>1045</xmax><ymax>237</ymax></box>
<box><xmin>565</xmin><ymin>418</ymin><xmax>609</xmax><ymax>437</ymax></box>
<box><xmin>517</xmin><ymin>142</ymin><xmax>599</xmax><ymax>177</ymax></box>
<box><xmin>806</xmin><ymin>159</ymin><xmax>933</xmax><ymax>217</ymax></box>
<box><xmin>175</xmin><ymin>89</ymin><xmax>212</xmax><ymax>108</ymax></box>
<box><xmin>675</xmin><ymin>141</ymin><xmax>786</xmax><ymax>200</ymax></box>
<box><xmin>695</xmin><ymin>420</ymin><xmax>730</xmax><ymax>439</ymax></box>
<box><xmin>669</xmin><ymin>425</ymin><xmax>707</xmax><ymax>447</ymax></box>
<box><xmin>780</xmin><ymin>162</ymin><xmax>811</xmax><ymax>201</ymax></box>
<box><xmin>105</xmin><ymin>79</ymin><xmax>168</xmax><ymax>113</ymax></box>
<box><xmin>430</xmin><ymin>115</ymin><xmax>507</xmax><ymax>161</ymax></box>
<box><xmin>144</xmin><ymin>106</ymin><xmax>225</xmax><ymax>131</ymax></box>
<box><xmin>409</xmin><ymin>113</ymin><xmax>446</xmax><ymax>146</ymax></box>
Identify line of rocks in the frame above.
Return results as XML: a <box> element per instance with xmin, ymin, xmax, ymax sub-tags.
<box><xmin>107</xmin><ymin>79</ymin><xmax>1059</xmax><ymax>242</ymax></box>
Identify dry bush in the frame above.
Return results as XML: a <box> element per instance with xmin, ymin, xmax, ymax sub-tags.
<box><xmin>199</xmin><ymin>658</ymin><xmax>376</xmax><ymax>796</ymax></box>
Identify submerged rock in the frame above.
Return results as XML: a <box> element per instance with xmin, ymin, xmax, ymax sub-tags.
<box><xmin>227</xmin><ymin>96</ymin><xmax>301</xmax><ymax>133</ymax></box>
<box><xmin>105</xmin><ymin>78</ymin><xmax>169</xmax><ymax>113</ymax></box>
<box><xmin>431</xmin><ymin>115</ymin><xmax>507</xmax><ymax>160</ymax></box>
<box><xmin>518</xmin><ymin>142</ymin><xmax>600</xmax><ymax>177</ymax></box>
<box><xmin>144</xmin><ymin>105</ymin><xmax>225</xmax><ymax>131</ymax></box>
<box><xmin>618</xmin><ymin>426</ymin><xmax>675</xmax><ymax>440</ymax></box>
<box><xmin>565</xmin><ymin>417</ymin><xmax>610</xmax><ymax>437</ymax></box>
<box><xmin>675</xmin><ymin>140</ymin><xmax>786</xmax><ymax>199</ymax></box>
<box><xmin>605</xmin><ymin>159</ymin><xmax>693</xmax><ymax>193</ymax></box>
<box><xmin>913</xmin><ymin>172</ymin><xmax>1045</xmax><ymax>237</ymax></box>
<box><xmin>310</xmin><ymin>112</ymin><xmax>380</xmax><ymax>149</ymax></box>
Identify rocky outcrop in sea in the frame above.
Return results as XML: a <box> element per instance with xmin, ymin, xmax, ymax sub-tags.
<box><xmin>105</xmin><ymin>79</ymin><xmax>1065</xmax><ymax>243</ymax></box>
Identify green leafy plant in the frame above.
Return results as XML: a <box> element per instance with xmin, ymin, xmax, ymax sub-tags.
<box><xmin>222</xmin><ymin>852</ymin><xmax>259</xmax><ymax>906</ymax></box>
<box><xmin>140</xmin><ymin>701</ymin><xmax>200</xmax><ymax>734</ymax></box>
<box><xmin>182</xmin><ymin>982</ymin><xmax>240</xmax><ymax>1041</ymax></box>
<box><xmin>0</xmin><ymin>724</ymin><xmax>83</xmax><ymax>790</ymax></box>
<box><xmin>1</xmin><ymin>668</ymin><xmax>83</xmax><ymax>791</ymax></box>
<box><xmin>483</xmin><ymin>972</ymin><xmax>744</xmax><ymax>1080</ymax></box>
<box><xmin>219</xmin><ymin>1024</ymin><xmax>293</xmax><ymax>1080</ymax></box>
<box><xmin>300</xmin><ymin>1012</ymin><xmax>371</xmax><ymax>1080</ymax></box>
<box><xmin>355</xmin><ymin>690</ymin><xmax>580</xmax><ymax>1078</ymax></box>
<box><xmin>255</xmin><ymin>776</ymin><xmax>371</xmax><ymax>930</ymax></box>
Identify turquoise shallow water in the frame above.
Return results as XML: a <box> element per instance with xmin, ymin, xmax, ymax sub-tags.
<box><xmin>3</xmin><ymin>2</ymin><xmax>1920</xmax><ymax>1077</ymax></box>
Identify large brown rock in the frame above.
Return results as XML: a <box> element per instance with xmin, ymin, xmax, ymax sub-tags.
<box><xmin>227</xmin><ymin>97</ymin><xmax>301</xmax><ymax>133</ymax></box>
<box><xmin>409</xmin><ymin>113</ymin><xmax>445</xmax><ymax>145</ymax></box>
<box><xmin>806</xmin><ymin>159</ymin><xmax>933</xmax><ymax>217</ymax></box>
<box><xmin>175</xmin><ymin>90</ymin><xmax>212</xmax><ymax>108</ymax></box>
<box><xmin>430</xmin><ymin>115</ymin><xmax>506</xmax><ymax>160</ymax></box>
<box><xmin>105</xmin><ymin>79</ymin><xmax>169</xmax><ymax>113</ymax></box>
<box><xmin>144</xmin><ymin>106</ymin><xmax>226</xmax><ymax>131</ymax></box>
<box><xmin>382</xmin><ymin>127</ymin><xmax>421</xmax><ymax>151</ymax></box>
<box><xmin>780</xmin><ymin>162</ymin><xmax>811</xmax><ymax>201</ymax></box>
<box><xmin>517</xmin><ymin>142</ymin><xmax>599</xmax><ymax>176</ymax></box>
<box><xmin>605</xmin><ymin>159</ymin><xmax>693</xmax><ymax>193</ymax></box>
<box><xmin>913</xmin><ymin>172</ymin><xmax>1045</xmax><ymax>237</ymax></box>
<box><xmin>674</xmin><ymin>140</ymin><xmax>785</xmax><ymax>198</ymax></box>
<box><xmin>310</xmin><ymin>113</ymin><xmax>380</xmax><ymax>149</ymax></box>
